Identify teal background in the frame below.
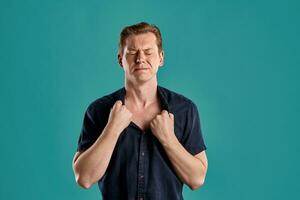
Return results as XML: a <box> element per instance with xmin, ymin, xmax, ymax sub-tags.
<box><xmin>0</xmin><ymin>0</ymin><xmax>299</xmax><ymax>199</ymax></box>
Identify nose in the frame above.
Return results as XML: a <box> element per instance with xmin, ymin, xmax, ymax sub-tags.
<box><xmin>136</xmin><ymin>50</ymin><xmax>145</xmax><ymax>63</ymax></box>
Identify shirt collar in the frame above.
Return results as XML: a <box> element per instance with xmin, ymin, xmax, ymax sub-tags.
<box><xmin>116</xmin><ymin>85</ymin><xmax>170</xmax><ymax>112</ymax></box>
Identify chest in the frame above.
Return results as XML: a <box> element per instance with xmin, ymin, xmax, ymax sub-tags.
<box><xmin>127</xmin><ymin>102</ymin><xmax>162</xmax><ymax>131</ymax></box>
<box><xmin>107</xmin><ymin>128</ymin><xmax>183</xmax><ymax>199</ymax></box>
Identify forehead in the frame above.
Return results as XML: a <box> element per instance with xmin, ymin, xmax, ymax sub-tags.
<box><xmin>125</xmin><ymin>32</ymin><xmax>158</xmax><ymax>49</ymax></box>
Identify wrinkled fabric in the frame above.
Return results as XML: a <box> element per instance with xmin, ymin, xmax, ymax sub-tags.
<box><xmin>77</xmin><ymin>85</ymin><xmax>207</xmax><ymax>200</ymax></box>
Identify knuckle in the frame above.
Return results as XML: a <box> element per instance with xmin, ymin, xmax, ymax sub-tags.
<box><xmin>162</xmin><ymin>110</ymin><xmax>168</xmax><ymax>115</ymax></box>
<box><xmin>115</xmin><ymin>100</ymin><xmax>122</xmax><ymax>105</ymax></box>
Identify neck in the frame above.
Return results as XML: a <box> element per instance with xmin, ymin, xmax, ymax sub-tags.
<box><xmin>124</xmin><ymin>79</ymin><xmax>158</xmax><ymax>109</ymax></box>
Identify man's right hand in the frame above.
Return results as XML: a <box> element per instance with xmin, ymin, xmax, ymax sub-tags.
<box><xmin>106</xmin><ymin>100</ymin><xmax>133</xmax><ymax>136</ymax></box>
<box><xmin>73</xmin><ymin>100</ymin><xmax>132</xmax><ymax>189</ymax></box>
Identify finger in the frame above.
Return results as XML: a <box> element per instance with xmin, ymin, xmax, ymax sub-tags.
<box><xmin>150</xmin><ymin>117</ymin><xmax>155</xmax><ymax>123</ymax></box>
<box><xmin>115</xmin><ymin>100</ymin><xmax>122</xmax><ymax>107</ymax></box>
<box><xmin>169</xmin><ymin>113</ymin><xmax>174</xmax><ymax>119</ymax></box>
<box><xmin>161</xmin><ymin>110</ymin><xmax>168</xmax><ymax>115</ymax></box>
<box><xmin>115</xmin><ymin>100</ymin><xmax>122</xmax><ymax>104</ymax></box>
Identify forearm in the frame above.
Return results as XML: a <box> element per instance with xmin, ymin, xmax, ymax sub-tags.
<box><xmin>162</xmin><ymin>135</ymin><xmax>207</xmax><ymax>190</ymax></box>
<box><xmin>73</xmin><ymin>124</ymin><xmax>120</xmax><ymax>188</ymax></box>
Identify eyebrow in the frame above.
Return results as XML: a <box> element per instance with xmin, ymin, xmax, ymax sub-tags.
<box><xmin>128</xmin><ymin>48</ymin><xmax>154</xmax><ymax>51</ymax></box>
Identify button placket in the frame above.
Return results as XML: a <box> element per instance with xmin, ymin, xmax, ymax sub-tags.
<box><xmin>137</xmin><ymin>132</ymin><xmax>146</xmax><ymax>199</ymax></box>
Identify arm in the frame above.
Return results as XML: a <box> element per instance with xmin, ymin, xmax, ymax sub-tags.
<box><xmin>72</xmin><ymin>100</ymin><xmax>132</xmax><ymax>189</ymax></box>
<box><xmin>162</xmin><ymin>136</ymin><xmax>208</xmax><ymax>190</ymax></box>
<box><xmin>72</xmin><ymin>124</ymin><xmax>120</xmax><ymax>189</ymax></box>
<box><xmin>150</xmin><ymin>110</ymin><xmax>208</xmax><ymax>190</ymax></box>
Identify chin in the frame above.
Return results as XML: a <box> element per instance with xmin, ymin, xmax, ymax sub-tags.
<box><xmin>134</xmin><ymin>75</ymin><xmax>154</xmax><ymax>84</ymax></box>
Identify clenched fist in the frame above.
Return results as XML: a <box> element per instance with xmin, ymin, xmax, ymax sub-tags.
<box><xmin>106</xmin><ymin>100</ymin><xmax>133</xmax><ymax>136</ymax></box>
<box><xmin>150</xmin><ymin>110</ymin><xmax>177</xmax><ymax>147</ymax></box>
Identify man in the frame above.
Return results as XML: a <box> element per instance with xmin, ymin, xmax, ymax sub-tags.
<box><xmin>72</xmin><ymin>22</ymin><xmax>208</xmax><ymax>200</ymax></box>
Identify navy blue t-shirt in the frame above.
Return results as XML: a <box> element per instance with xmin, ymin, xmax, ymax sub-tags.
<box><xmin>77</xmin><ymin>85</ymin><xmax>207</xmax><ymax>200</ymax></box>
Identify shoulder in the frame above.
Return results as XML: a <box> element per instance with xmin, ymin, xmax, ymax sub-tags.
<box><xmin>158</xmin><ymin>85</ymin><xmax>197</xmax><ymax>111</ymax></box>
<box><xmin>85</xmin><ymin>87</ymin><xmax>124</xmax><ymax>114</ymax></box>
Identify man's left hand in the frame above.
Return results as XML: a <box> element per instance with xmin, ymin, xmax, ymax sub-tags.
<box><xmin>150</xmin><ymin>110</ymin><xmax>177</xmax><ymax>146</ymax></box>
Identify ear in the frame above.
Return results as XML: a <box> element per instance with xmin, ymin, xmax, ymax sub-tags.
<box><xmin>159</xmin><ymin>50</ymin><xmax>164</xmax><ymax>67</ymax></box>
<box><xmin>118</xmin><ymin>53</ymin><xmax>123</xmax><ymax>68</ymax></box>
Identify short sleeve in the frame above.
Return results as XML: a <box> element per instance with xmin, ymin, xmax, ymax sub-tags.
<box><xmin>181</xmin><ymin>102</ymin><xmax>207</xmax><ymax>155</ymax></box>
<box><xmin>77</xmin><ymin>102</ymin><xmax>105</xmax><ymax>152</ymax></box>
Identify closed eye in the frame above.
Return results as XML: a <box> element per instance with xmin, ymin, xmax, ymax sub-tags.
<box><xmin>127</xmin><ymin>51</ymin><xmax>136</xmax><ymax>55</ymax></box>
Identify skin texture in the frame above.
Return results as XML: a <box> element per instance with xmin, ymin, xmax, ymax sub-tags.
<box><xmin>72</xmin><ymin>32</ymin><xmax>208</xmax><ymax>190</ymax></box>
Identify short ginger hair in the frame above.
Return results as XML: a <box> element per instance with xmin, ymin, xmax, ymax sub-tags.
<box><xmin>118</xmin><ymin>22</ymin><xmax>163</xmax><ymax>55</ymax></box>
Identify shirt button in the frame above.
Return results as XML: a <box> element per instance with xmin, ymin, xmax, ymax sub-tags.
<box><xmin>139</xmin><ymin>198</ymin><xmax>144</xmax><ymax>200</ymax></box>
<box><xmin>140</xmin><ymin>175</ymin><xmax>144</xmax><ymax>178</ymax></box>
<box><xmin>141</xmin><ymin>152</ymin><xmax>144</xmax><ymax>156</ymax></box>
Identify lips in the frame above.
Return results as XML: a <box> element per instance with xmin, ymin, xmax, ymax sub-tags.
<box><xmin>134</xmin><ymin>68</ymin><xmax>149</xmax><ymax>71</ymax></box>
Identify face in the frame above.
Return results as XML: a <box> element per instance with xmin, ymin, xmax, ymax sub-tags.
<box><xmin>118</xmin><ymin>32</ymin><xmax>164</xmax><ymax>84</ymax></box>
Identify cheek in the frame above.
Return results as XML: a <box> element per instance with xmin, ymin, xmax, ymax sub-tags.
<box><xmin>148</xmin><ymin>55</ymin><xmax>160</xmax><ymax>64</ymax></box>
<box><xmin>125</xmin><ymin>55</ymin><xmax>132</xmax><ymax>60</ymax></box>
<box><xmin>124</xmin><ymin>56</ymin><xmax>135</xmax><ymax>64</ymax></box>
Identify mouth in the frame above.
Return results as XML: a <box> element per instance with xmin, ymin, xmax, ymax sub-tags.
<box><xmin>134</xmin><ymin>68</ymin><xmax>149</xmax><ymax>72</ymax></box>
